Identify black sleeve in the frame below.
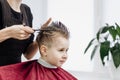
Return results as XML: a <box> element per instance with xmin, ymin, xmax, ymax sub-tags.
<box><xmin>0</xmin><ymin>1</ymin><xmax>3</xmax><ymax>29</ymax></box>
<box><xmin>26</xmin><ymin>6</ymin><xmax>33</xmax><ymax>28</ymax></box>
<box><xmin>22</xmin><ymin>4</ymin><xmax>33</xmax><ymax>28</ymax></box>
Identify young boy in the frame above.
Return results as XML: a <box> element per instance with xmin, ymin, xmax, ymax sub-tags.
<box><xmin>0</xmin><ymin>21</ymin><xmax>77</xmax><ymax>80</ymax></box>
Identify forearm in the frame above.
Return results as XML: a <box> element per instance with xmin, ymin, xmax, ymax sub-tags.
<box><xmin>24</xmin><ymin>41</ymin><xmax>38</xmax><ymax>60</ymax></box>
<box><xmin>0</xmin><ymin>28</ymin><xmax>11</xmax><ymax>42</ymax></box>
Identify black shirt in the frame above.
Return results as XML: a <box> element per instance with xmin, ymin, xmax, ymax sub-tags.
<box><xmin>0</xmin><ymin>0</ymin><xmax>34</xmax><ymax>66</ymax></box>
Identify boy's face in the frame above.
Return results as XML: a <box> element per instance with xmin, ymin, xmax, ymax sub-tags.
<box><xmin>45</xmin><ymin>36</ymin><xmax>69</xmax><ymax>67</ymax></box>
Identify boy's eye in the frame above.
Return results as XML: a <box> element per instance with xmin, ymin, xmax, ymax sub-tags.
<box><xmin>59</xmin><ymin>48</ymin><xmax>69</xmax><ymax>52</ymax></box>
<box><xmin>59</xmin><ymin>49</ymin><xmax>64</xmax><ymax>51</ymax></box>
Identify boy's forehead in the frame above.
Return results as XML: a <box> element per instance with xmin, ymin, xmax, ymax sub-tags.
<box><xmin>52</xmin><ymin>36</ymin><xmax>69</xmax><ymax>46</ymax></box>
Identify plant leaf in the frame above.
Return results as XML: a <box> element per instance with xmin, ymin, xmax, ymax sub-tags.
<box><xmin>90</xmin><ymin>45</ymin><xmax>99</xmax><ymax>60</ymax></box>
<box><xmin>100</xmin><ymin>41</ymin><xmax>110</xmax><ymax>65</ymax></box>
<box><xmin>109</xmin><ymin>26</ymin><xmax>117</xmax><ymax>41</ymax></box>
<box><xmin>101</xmin><ymin>26</ymin><xmax>109</xmax><ymax>33</ymax></box>
<box><xmin>111</xmin><ymin>50</ymin><xmax>120</xmax><ymax>68</ymax></box>
<box><xmin>110</xmin><ymin>43</ymin><xmax>120</xmax><ymax>68</ymax></box>
<box><xmin>116</xmin><ymin>23</ymin><xmax>120</xmax><ymax>37</ymax></box>
<box><xmin>96</xmin><ymin>30</ymin><xmax>100</xmax><ymax>41</ymax></box>
<box><xmin>96</xmin><ymin>26</ymin><xmax>109</xmax><ymax>41</ymax></box>
<box><xmin>84</xmin><ymin>38</ymin><xmax>95</xmax><ymax>54</ymax></box>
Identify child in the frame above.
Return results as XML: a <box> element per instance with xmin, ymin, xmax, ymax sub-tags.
<box><xmin>0</xmin><ymin>21</ymin><xmax>77</xmax><ymax>80</ymax></box>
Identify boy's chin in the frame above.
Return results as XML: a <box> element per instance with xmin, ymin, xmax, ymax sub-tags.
<box><xmin>56</xmin><ymin>64</ymin><xmax>63</xmax><ymax>67</ymax></box>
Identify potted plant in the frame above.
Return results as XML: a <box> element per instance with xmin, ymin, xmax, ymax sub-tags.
<box><xmin>84</xmin><ymin>23</ymin><xmax>120</xmax><ymax>68</ymax></box>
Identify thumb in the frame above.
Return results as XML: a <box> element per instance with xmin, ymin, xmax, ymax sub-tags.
<box><xmin>41</xmin><ymin>18</ymin><xmax>52</xmax><ymax>29</ymax></box>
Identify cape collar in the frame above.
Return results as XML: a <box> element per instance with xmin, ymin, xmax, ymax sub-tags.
<box><xmin>37</xmin><ymin>58</ymin><xmax>57</xmax><ymax>69</ymax></box>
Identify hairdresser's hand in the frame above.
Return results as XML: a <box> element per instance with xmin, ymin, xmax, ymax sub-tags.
<box><xmin>41</xmin><ymin>18</ymin><xmax>52</xmax><ymax>29</ymax></box>
<box><xmin>7</xmin><ymin>25</ymin><xmax>34</xmax><ymax>40</ymax></box>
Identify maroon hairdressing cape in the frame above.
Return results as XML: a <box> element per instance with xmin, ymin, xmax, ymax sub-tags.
<box><xmin>0</xmin><ymin>60</ymin><xmax>77</xmax><ymax>80</ymax></box>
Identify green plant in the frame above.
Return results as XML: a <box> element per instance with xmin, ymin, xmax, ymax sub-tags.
<box><xmin>84</xmin><ymin>23</ymin><xmax>120</xmax><ymax>68</ymax></box>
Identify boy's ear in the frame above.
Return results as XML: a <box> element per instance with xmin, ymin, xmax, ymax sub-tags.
<box><xmin>40</xmin><ymin>45</ymin><xmax>47</xmax><ymax>55</ymax></box>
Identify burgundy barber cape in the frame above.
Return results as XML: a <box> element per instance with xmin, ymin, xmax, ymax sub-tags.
<box><xmin>0</xmin><ymin>60</ymin><xmax>77</xmax><ymax>80</ymax></box>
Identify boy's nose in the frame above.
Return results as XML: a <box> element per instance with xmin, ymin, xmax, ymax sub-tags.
<box><xmin>62</xmin><ymin>53</ymin><xmax>68</xmax><ymax>59</ymax></box>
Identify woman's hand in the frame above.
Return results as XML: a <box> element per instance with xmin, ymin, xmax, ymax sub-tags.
<box><xmin>7</xmin><ymin>25</ymin><xmax>34</xmax><ymax>40</ymax></box>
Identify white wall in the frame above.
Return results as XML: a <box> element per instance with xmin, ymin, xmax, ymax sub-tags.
<box><xmin>22</xmin><ymin>0</ymin><xmax>48</xmax><ymax>27</ymax></box>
